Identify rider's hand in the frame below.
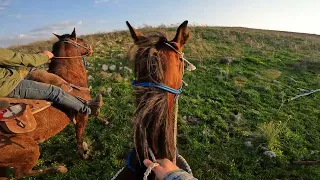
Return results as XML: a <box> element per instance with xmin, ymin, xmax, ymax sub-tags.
<box><xmin>43</xmin><ymin>50</ymin><xmax>54</xmax><ymax>59</ymax></box>
<box><xmin>143</xmin><ymin>159</ymin><xmax>180</xmax><ymax>180</ymax></box>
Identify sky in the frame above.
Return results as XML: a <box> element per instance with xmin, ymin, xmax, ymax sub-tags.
<box><xmin>0</xmin><ymin>0</ymin><xmax>319</xmax><ymax>47</ymax></box>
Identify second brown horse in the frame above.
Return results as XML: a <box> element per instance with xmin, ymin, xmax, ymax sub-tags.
<box><xmin>0</xmin><ymin>28</ymin><xmax>102</xmax><ymax>179</ymax></box>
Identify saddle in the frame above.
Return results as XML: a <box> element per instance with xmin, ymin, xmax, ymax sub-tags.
<box><xmin>0</xmin><ymin>98</ymin><xmax>51</xmax><ymax>134</ymax></box>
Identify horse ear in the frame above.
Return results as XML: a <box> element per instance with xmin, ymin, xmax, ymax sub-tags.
<box><xmin>172</xmin><ymin>20</ymin><xmax>190</xmax><ymax>46</ymax></box>
<box><xmin>126</xmin><ymin>21</ymin><xmax>146</xmax><ymax>43</ymax></box>
<box><xmin>71</xmin><ymin>28</ymin><xmax>76</xmax><ymax>39</ymax></box>
<box><xmin>53</xmin><ymin>33</ymin><xmax>62</xmax><ymax>39</ymax></box>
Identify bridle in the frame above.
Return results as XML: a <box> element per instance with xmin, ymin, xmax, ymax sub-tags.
<box><xmin>132</xmin><ymin>42</ymin><xmax>195</xmax><ymax>95</ymax></box>
<box><xmin>53</xmin><ymin>39</ymin><xmax>94</xmax><ymax>68</ymax></box>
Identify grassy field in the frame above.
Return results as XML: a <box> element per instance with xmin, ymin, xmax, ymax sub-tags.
<box><xmin>10</xmin><ymin>25</ymin><xmax>320</xmax><ymax>180</ymax></box>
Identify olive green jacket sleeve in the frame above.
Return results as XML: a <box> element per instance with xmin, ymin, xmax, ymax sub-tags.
<box><xmin>0</xmin><ymin>48</ymin><xmax>49</xmax><ymax>67</ymax></box>
<box><xmin>0</xmin><ymin>48</ymin><xmax>50</xmax><ymax>97</ymax></box>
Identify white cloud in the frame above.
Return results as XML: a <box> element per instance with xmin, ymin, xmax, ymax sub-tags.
<box><xmin>94</xmin><ymin>0</ymin><xmax>109</xmax><ymax>4</ymax></box>
<box><xmin>0</xmin><ymin>0</ymin><xmax>12</xmax><ymax>13</ymax></box>
<box><xmin>8</xmin><ymin>34</ymin><xmax>37</xmax><ymax>40</ymax></box>
<box><xmin>30</xmin><ymin>20</ymin><xmax>83</xmax><ymax>33</ymax></box>
<box><xmin>0</xmin><ymin>33</ymin><xmax>47</xmax><ymax>47</ymax></box>
<box><xmin>0</xmin><ymin>20</ymin><xmax>83</xmax><ymax>47</ymax></box>
<box><xmin>8</xmin><ymin>14</ymin><xmax>22</xmax><ymax>19</ymax></box>
<box><xmin>97</xmin><ymin>20</ymin><xmax>109</xmax><ymax>24</ymax></box>
<box><xmin>18</xmin><ymin>34</ymin><xmax>26</xmax><ymax>38</ymax></box>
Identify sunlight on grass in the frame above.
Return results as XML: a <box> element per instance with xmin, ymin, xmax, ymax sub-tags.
<box><xmin>257</xmin><ymin>121</ymin><xmax>287</xmax><ymax>154</ymax></box>
<box><xmin>261</xmin><ymin>69</ymin><xmax>281</xmax><ymax>81</ymax></box>
<box><xmin>8</xmin><ymin>25</ymin><xmax>320</xmax><ymax>180</ymax></box>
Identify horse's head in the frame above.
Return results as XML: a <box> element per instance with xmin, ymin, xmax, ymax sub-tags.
<box><xmin>49</xmin><ymin>28</ymin><xmax>93</xmax><ymax>87</ymax></box>
<box><xmin>52</xmin><ymin>28</ymin><xmax>94</xmax><ymax>57</ymax></box>
<box><xmin>127</xmin><ymin>21</ymin><xmax>190</xmax><ymax>90</ymax></box>
<box><xmin>126</xmin><ymin>20</ymin><xmax>190</xmax><ymax>179</ymax></box>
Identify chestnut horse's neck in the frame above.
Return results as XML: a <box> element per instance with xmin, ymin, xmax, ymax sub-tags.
<box><xmin>48</xmin><ymin>41</ymin><xmax>88</xmax><ymax>87</ymax></box>
<box><xmin>132</xmin><ymin>39</ymin><xmax>184</xmax><ymax>179</ymax></box>
<box><xmin>122</xmin><ymin>20</ymin><xmax>191</xmax><ymax>180</ymax></box>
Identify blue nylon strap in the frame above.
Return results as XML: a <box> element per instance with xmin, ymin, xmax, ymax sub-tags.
<box><xmin>132</xmin><ymin>81</ymin><xmax>182</xmax><ymax>95</ymax></box>
<box><xmin>125</xmin><ymin>149</ymin><xmax>136</xmax><ymax>172</ymax></box>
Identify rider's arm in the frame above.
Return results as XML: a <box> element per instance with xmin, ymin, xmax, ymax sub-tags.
<box><xmin>144</xmin><ymin>159</ymin><xmax>197</xmax><ymax>180</ymax></box>
<box><xmin>163</xmin><ymin>169</ymin><xmax>197</xmax><ymax>180</ymax></box>
<box><xmin>0</xmin><ymin>48</ymin><xmax>51</xmax><ymax>67</ymax></box>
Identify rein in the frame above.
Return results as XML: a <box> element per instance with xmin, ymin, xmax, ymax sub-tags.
<box><xmin>52</xmin><ymin>39</ymin><xmax>93</xmax><ymax>68</ymax></box>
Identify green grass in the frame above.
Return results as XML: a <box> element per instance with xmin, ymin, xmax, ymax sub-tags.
<box><xmin>9</xmin><ymin>26</ymin><xmax>320</xmax><ymax>180</ymax></box>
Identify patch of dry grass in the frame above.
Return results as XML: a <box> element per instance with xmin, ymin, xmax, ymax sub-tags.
<box><xmin>260</xmin><ymin>69</ymin><xmax>282</xmax><ymax>81</ymax></box>
<box><xmin>234</xmin><ymin>76</ymin><xmax>248</xmax><ymax>87</ymax></box>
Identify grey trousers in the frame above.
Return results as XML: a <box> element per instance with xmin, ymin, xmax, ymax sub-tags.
<box><xmin>7</xmin><ymin>80</ymin><xmax>91</xmax><ymax>114</ymax></box>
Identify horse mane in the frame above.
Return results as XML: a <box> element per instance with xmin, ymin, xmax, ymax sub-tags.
<box><xmin>131</xmin><ymin>32</ymin><xmax>175</xmax><ymax>164</ymax></box>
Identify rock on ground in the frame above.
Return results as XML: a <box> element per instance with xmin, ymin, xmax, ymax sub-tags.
<box><xmin>220</xmin><ymin>57</ymin><xmax>234</xmax><ymax>64</ymax></box>
<box><xmin>109</xmin><ymin>65</ymin><xmax>116</xmax><ymax>71</ymax></box>
<box><xmin>263</xmin><ymin>151</ymin><xmax>277</xmax><ymax>158</ymax></box>
<box><xmin>102</xmin><ymin>64</ymin><xmax>108</xmax><ymax>71</ymax></box>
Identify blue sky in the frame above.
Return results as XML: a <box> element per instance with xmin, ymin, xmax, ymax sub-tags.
<box><xmin>0</xmin><ymin>0</ymin><xmax>319</xmax><ymax>47</ymax></box>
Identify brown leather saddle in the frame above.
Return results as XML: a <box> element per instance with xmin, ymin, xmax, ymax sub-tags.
<box><xmin>0</xmin><ymin>98</ymin><xmax>51</xmax><ymax>134</ymax></box>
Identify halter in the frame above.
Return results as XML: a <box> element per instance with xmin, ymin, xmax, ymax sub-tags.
<box><xmin>164</xmin><ymin>42</ymin><xmax>195</xmax><ymax>66</ymax></box>
<box><xmin>131</xmin><ymin>42</ymin><xmax>187</xmax><ymax>95</ymax></box>
<box><xmin>53</xmin><ymin>39</ymin><xmax>93</xmax><ymax>69</ymax></box>
<box><xmin>132</xmin><ymin>81</ymin><xmax>183</xmax><ymax>95</ymax></box>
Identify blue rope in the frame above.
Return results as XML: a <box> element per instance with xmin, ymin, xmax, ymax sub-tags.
<box><xmin>125</xmin><ymin>149</ymin><xmax>136</xmax><ymax>173</ymax></box>
<box><xmin>132</xmin><ymin>81</ymin><xmax>182</xmax><ymax>95</ymax></box>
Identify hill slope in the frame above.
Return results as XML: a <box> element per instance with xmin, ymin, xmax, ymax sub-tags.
<box><xmin>9</xmin><ymin>26</ymin><xmax>320</xmax><ymax>180</ymax></box>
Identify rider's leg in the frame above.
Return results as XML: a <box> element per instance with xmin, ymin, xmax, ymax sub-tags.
<box><xmin>7</xmin><ymin>80</ymin><xmax>99</xmax><ymax>115</ymax></box>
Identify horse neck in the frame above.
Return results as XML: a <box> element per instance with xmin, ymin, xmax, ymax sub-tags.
<box><xmin>134</xmin><ymin>90</ymin><xmax>176</xmax><ymax>158</ymax></box>
<box><xmin>48</xmin><ymin>49</ymin><xmax>88</xmax><ymax>87</ymax></box>
<box><xmin>132</xmin><ymin>93</ymin><xmax>175</xmax><ymax>180</ymax></box>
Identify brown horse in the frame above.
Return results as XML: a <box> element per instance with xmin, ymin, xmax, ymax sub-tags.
<box><xmin>113</xmin><ymin>21</ymin><xmax>191</xmax><ymax>180</ymax></box>
<box><xmin>0</xmin><ymin>28</ymin><xmax>101</xmax><ymax>179</ymax></box>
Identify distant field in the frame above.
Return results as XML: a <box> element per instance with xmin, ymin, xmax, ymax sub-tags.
<box><xmin>10</xmin><ymin>26</ymin><xmax>320</xmax><ymax>180</ymax></box>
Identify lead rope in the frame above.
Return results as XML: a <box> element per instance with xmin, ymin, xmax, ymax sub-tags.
<box><xmin>143</xmin><ymin>95</ymin><xmax>180</xmax><ymax>180</ymax></box>
<box><xmin>164</xmin><ymin>42</ymin><xmax>196</xmax><ymax>71</ymax></box>
<box><xmin>112</xmin><ymin>43</ymin><xmax>192</xmax><ymax>180</ymax></box>
<box><xmin>111</xmin><ymin>167</ymin><xmax>125</xmax><ymax>180</ymax></box>
<box><xmin>143</xmin><ymin>44</ymin><xmax>187</xmax><ymax>179</ymax></box>
<box><xmin>111</xmin><ymin>92</ymin><xmax>181</xmax><ymax>180</ymax></box>
<box><xmin>173</xmin><ymin>95</ymin><xmax>179</xmax><ymax>164</ymax></box>
<box><xmin>143</xmin><ymin>147</ymin><xmax>160</xmax><ymax>180</ymax></box>
<box><xmin>53</xmin><ymin>40</ymin><xmax>93</xmax><ymax>59</ymax></box>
